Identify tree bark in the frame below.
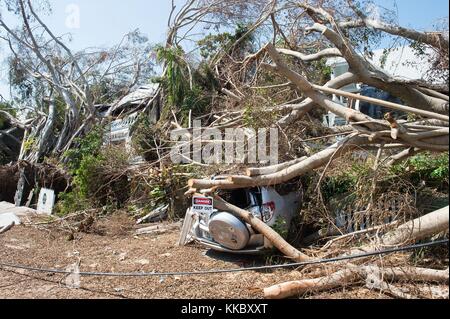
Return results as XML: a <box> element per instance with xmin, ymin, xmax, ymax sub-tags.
<box><xmin>189</xmin><ymin>135</ymin><xmax>367</xmax><ymax>190</ymax></box>
<box><xmin>381</xmin><ymin>206</ymin><xmax>449</xmax><ymax>246</ymax></box>
<box><xmin>264</xmin><ymin>265</ymin><xmax>449</xmax><ymax>299</ymax></box>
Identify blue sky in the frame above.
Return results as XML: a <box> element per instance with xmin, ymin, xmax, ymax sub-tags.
<box><xmin>1</xmin><ymin>0</ymin><xmax>449</xmax><ymax>100</ymax></box>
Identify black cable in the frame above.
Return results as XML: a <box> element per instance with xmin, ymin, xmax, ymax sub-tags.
<box><xmin>0</xmin><ymin>239</ymin><xmax>447</xmax><ymax>278</ymax></box>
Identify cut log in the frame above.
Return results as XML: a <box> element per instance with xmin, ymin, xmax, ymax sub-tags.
<box><xmin>213</xmin><ymin>195</ymin><xmax>311</xmax><ymax>262</ymax></box>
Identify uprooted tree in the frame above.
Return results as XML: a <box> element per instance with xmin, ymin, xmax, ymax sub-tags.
<box><xmin>0</xmin><ymin>0</ymin><xmax>448</xmax><ymax>299</ymax></box>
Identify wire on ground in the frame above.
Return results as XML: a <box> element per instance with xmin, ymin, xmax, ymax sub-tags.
<box><xmin>0</xmin><ymin>239</ymin><xmax>448</xmax><ymax>278</ymax></box>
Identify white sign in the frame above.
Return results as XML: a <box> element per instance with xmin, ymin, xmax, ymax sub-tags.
<box><xmin>37</xmin><ymin>188</ymin><xmax>56</xmax><ymax>215</ymax></box>
<box><xmin>192</xmin><ymin>196</ymin><xmax>214</xmax><ymax>215</ymax></box>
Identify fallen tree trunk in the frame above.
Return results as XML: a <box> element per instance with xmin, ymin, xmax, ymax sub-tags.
<box><xmin>338</xmin><ymin>206</ymin><xmax>450</xmax><ymax>261</ymax></box>
<box><xmin>246</xmin><ymin>157</ymin><xmax>307</xmax><ymax>177</ymax></box>
<box><xmin>265</xmin><ymin>206</ymin><xmax>449</xmax><ymax>299</ymax></box>
<box><xmin>189</xmin><ymin>135</ymin><xmax>366</xmax><ymax>190</ymax></box>
<box><xmin>381</xmin><ymin>206</ymin><xmax>449</xmax><ymax>246</ymax></box>
<box><xmin>264</xmin><ymin>265</ymin><xmax>449</xmax><ymax>299</ymax></box>
<box><xmin>265</xmin><ymin>266</ymin><xmax>361</xmax><ymax>299</ymax></box>
<box><xmin>213</xmin><ymin>195</ymin><xmax>311</xmax><ymax>262</ymax></box>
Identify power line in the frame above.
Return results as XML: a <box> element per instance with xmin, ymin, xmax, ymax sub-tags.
<box><xmin>0</xmin><ymin>239</ymin><xmax>447</xmax><ymax>278</ymax></box>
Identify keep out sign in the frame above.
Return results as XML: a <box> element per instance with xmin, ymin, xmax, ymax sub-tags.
<box><xmin>192</xmin><ymin>196</ymin><xmax>214</xmax><ymax>214</ymax></box>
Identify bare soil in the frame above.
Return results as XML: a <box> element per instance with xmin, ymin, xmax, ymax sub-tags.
<box><xmin>0</xmin><ymin>214</ymin><xmax>440</xmax><ymax>299</ymax></box>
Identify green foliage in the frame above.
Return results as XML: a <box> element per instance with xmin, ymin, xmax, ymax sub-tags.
<box><xmin>391</xmin><ymin>152</ymin><xmax>449</xmax><ymax>187</ymax></box>
<box><xmin>243</xmin><ymin>101</ymin><xmax>279</xmax><ymax>130</ymax></box>
<box><xmin>197</xmin><ymin>23</ymin><xmax>253</xmax><ymax>61</ymax></box>
<box><xmin>272</xmin><ymin>216</ymin><xmax>289</xmax><ymax>239</ymax></box>
<box><xmin>57</xmin><ymin>128</ymin><xmax>130</xmax><ymax>215</ymax></box>
<box><xmin>131</xmin><ymin>117</ymin><xmax>166</xmax><ymax>162</ymax></box>
<box><xmin>56</xmin><ymin>147</ymin><xmax>130</xmax><ymax>216</ymax></box>
<box><xmin>54</xmin><ymin>189</ymin><xmax>89</xmax><ymax>217</ymax></box>
<box><xmin>311</xmin><ymin>59</ymin><xmax>333</xmax><ymax>84</ymax></box>
<box><xmin>64</xmin><ymin>125</ymin><xmax>104</xmax><ymax>172</ymax></box>
<box><xmin>155</xmin><ymin>45</ymin><xmax>188</xmax><ymax>108</ymax></box>
<box><xmin>73</xmin><ymin>146</ymin><xmax>130</xmax><ymax>207</ymax></box>
<box><xmin>22</xmin><ymin>136</ymin><xmax>37</xmax><ymax>153</ymax></box>
<box><xmin>155</xmin><ymin>46</ymin><xmax>217</xmax><ymax>122</ymax></box>
<box><xmin>130</xmin><ymin>164</ymin><xmax>202</xmax><ymax>219</ymax></box>
<box><xmin>198</xmin><ymin>32</ymin><xmax>235</xmax><ymax>60</ymax></box>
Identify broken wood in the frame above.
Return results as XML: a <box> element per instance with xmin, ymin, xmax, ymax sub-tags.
<box><xmin>311</xmin><ymin>84</ymin><xmax>450</xmax><ymax>122</ymax></box>
<box><xmin>264</xmin><ymin>265</ymin><xmax>449</xmax><ymax>299</ymax></box>
<box><xmin>136</xmin><ymin>205</ymin><xmax>169</xmax><ymax>224</ymax></box>
<box><xmin>245</xmin><ymin>157</ymin><xmax>307</xmax><ymax>177</ymax></box>
<box><xmin>135</xmin><ymin>222</ymin><xmax>181</xmax><ymax>236</ymax></box>
<box><xmin>189</xmin><ymin>135</ymin><xmax>366</xmax><ymax>190</ymax></box>
<box><xmin>265</xmin><ymin>206</ymin><xmax>449</xmax><ymax>299</ymax></box>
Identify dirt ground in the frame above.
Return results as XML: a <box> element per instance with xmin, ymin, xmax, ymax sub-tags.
<box><xmin>0</xmin><ymin>214</ymin><xmax>443</xmax><ymax>299</ymax></box>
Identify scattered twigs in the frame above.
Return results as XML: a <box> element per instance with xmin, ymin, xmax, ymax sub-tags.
<box><xmin>319</xmin><ymin>220</ymin><xmax>400</xmax><ymax>252</ymax></box>
<box><xmin>135</xmin><ymin>222</ymin><xmax>181</xmax><ymax>236</ymax></box>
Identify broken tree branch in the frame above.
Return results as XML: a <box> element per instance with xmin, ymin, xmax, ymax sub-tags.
<box><xmin>312</xmin><ymin>84</ymin><xmax>449</xmax><ymax>122</ymax></box>
<box><xmin>189</xmin><ymin>135</ymin><xmax>367</xmax><ymax>190</ymax></box>
<box><xmin>245</xmin><ymin>156</ymin><xmax>307</xmax><ymax>177</ymax></box>
<box><xmin>264</xmin><ymin>265</ymin><xmax>449</xmax><ymax>299</ymax></box>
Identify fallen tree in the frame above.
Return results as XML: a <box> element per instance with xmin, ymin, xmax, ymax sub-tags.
<box><xmin>264</xmin><ymin>265</ymin><xmax>449</xmax><ymax>299</ymax></box>
<box><xmin>264</xmin><ymin>206</ymin><xmax>449</xmax><ymax>299</ymax></box>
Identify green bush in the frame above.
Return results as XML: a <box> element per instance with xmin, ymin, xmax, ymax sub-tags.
<box><xmin>64</xmin><ymin>125</ymin><xmax>104</xmax><ymax>172</ymax></box>
<box><xmin>391</xmin><ymin>152</ymin><xmax>449</xmax><ymax>188</ymax></box>
<box><xmin>321</xmin><ymin>162</ymin><xmax>372</xmax><ymax>201</ymax></box>
<box><xmin>74</xmin><ymin>146</ymin><xmax>130</xmax><ymax>207</ymax></box>
<box><xmin>56</xmin><ymin>146</ymin><xmax>131</xmax><ymax>215</ymax></box>
<box><xmin>54</xmin><ymin>189</ymin><xmax>89</xmax><ymax>217</ymax></box>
